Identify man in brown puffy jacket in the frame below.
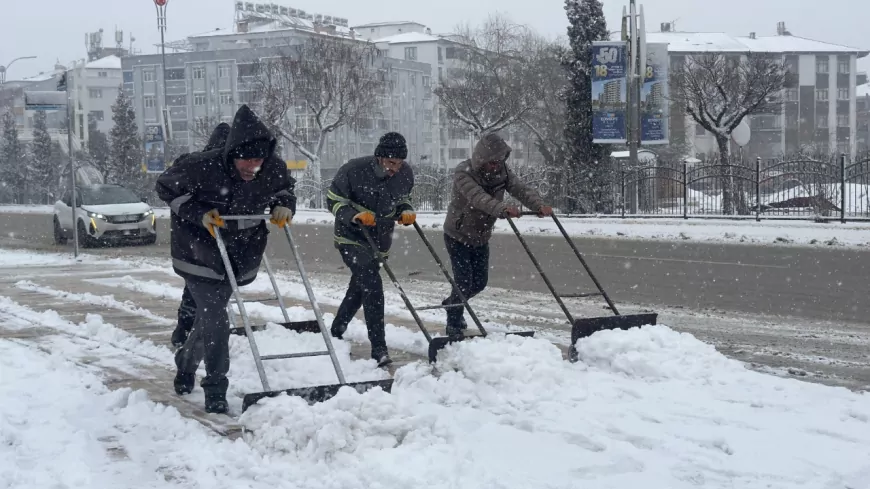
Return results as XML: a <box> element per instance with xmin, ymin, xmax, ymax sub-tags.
<box><xmin>441</xmin><ymin>132</ymin><xmax>552</xmax><ymax>339</ymax></box>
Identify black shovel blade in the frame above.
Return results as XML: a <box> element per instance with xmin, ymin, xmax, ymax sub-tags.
<box><xmin>427</xmin><ymin>330</ymin><xmax>537</xmax><ymax>363</ymax></box>
<box><xmin>571</xmin><ymin>313</ymin><xmax>658</xmax><ymax>343</ymax></box>
<box><xmin>241</xmin><ymin>379</ymin><xmax>394</xmax><ymax>412</ymax></box>
<box><xmin>230</xmin><ymin>320</ymin><xmax>321</xmax><ymax>336</ymax></box>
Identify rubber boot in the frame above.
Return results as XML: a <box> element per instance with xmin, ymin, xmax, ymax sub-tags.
<box><xmin>202</xmin><ymin>377</ymin><xmax>229</xmax><ymax>414</ymax></box>
<box><xmin>174</xmin><ymin>371</ymin><xmax>195</xmax><ymax>395</ymax></box>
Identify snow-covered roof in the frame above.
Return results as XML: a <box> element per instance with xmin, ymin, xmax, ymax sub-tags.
<box><xmin>738</xmin><ymin>35</ymin><xmax>867</xmax><ymax>55</ymax></box>
<box><xmin>190</xmin><ymin>17</ymin><xmax>352</xmax><ymax>39</ymax></box>
<box><xmin>85</xmin><ymin>55</ymin><xmax>122</xmax><ymax>70</ymax></box>
<box><xmin>646</xmin><ymin>32</ymin><xmax>749</xmax><ymax>53</ymax></box>
<box><xmin>353</xmin><ymin>21</ymin><xmax>424</xmax><ymax>29</ymax></box>
<box><xmin>373</xmin><ymin>32</ymin><xmax>440</xmax><ymax>44</ymax></box>
<box><xmin>647</xmin><ymin>32</ymin><xmax>869</xmax><ymax>56</ymax></box>
<box><xmin>858</xmin><ymin>83</ymin><xmax>870</xmax><ymax>97</ymax></box>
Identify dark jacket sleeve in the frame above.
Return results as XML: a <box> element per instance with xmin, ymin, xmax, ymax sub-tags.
<box><xmin>505</xmin><ymin>169</ymin><xmax>544</xmax><ymax>211</ymax></box>
<box><xmin>454</xmin><ymin>167</ymin><xmax>508</xmax><ymax>218</ymax></box>
<box><xmin>395</xmin><ymin>166</ymin><xmax>415</xmax><ymax>214</ymax></box>
<box><xmin>267</xmin><ymin>158</ymin><xmax>297</xmax><ymax>215</ymax></box>
<box><xmin>326</xmin><ymin>163</ymin><xmax>360</xmax><ymax>226</ymax></box>
<box><xmin>155</xmin><ymin>157</ymin><xmax>212</xmax><ymax>225</ymax></box>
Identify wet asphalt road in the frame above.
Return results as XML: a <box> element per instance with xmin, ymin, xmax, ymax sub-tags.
<box><xmin>1</xmin><ymin>212</ymin><xmax>867</xmax><ymax>324</ymax></box>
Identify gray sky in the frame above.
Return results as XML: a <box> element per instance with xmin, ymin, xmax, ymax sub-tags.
<box><xmin>2</xmin><ymin>0</ymin><xmax>868</xmax><ymax>80</ymax></box>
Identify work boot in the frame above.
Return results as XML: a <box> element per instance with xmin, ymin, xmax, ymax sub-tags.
<box><xmin>330</xmin><ymin>319</ymin><xmax>347</xmax><ymax>340</ymax></box>
<box><xmin>202</xmin><ymin>377</ymin><xmax>229</xmax><ymax>414</ymax></box>
<box><xmin>174</xmin><ymin>371</ymin><xmax>195</xmax><ymax>395</ymax></box>
<box><xmin>376</xmin><ymin>354</ymin><xmax>393</xmax><ymax>368</ymax></box>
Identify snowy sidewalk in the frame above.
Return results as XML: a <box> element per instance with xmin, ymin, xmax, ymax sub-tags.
<box><xmin>3</xmin><ymin>204</ymin><xmax>870</xmax><ymax>248</ymax></box>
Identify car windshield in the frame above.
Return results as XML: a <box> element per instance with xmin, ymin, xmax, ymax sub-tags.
<box><xmin>79</xmin><ymin>186</ymin><xmax>141</xmax><ymax>206</ymax></box>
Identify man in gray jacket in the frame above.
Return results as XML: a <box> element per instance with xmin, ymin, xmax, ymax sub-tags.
<box><xmin>441</xmin><ymin>132</ymin><xmax>552</xmax><ymax>339</ymax></box>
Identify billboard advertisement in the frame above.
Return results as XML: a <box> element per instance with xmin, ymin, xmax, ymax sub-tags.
<box><xmin>640</xmin><ymin>42</ymin><xmax>670</xmax><ymax>145</ymax></box>
<box><xmin>144</xmin><ymin>124</ymin><xmax>166</xmax><ymax>174</ymax></box>
<box><xmin>591</xmin><ymin>41</ymin><xmax>628</xmax><ymax>144</ymax></box>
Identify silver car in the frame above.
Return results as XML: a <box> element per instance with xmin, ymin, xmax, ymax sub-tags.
<box><xmin>53</xmin><ymin>184</ymin><xmax>158</xmax><ymax>247</ymax></box>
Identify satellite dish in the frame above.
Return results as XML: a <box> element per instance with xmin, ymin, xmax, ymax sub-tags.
<box><xmin>731</xmin><ymin>119</ymin><xmax>751</xmax><ymax>147</ymax></box>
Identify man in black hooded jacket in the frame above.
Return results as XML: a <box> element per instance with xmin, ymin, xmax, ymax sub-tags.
<box><xmin>326</xmin><ymin>132</ymin><xmax>415</xmax><ymax>367</ymax></box>
<box><xmin>155</xmin><ymin>105</ymin><xmax>296</xmax><ymax>414</ymax></box>
<box><xmin>170</xmin><ymin>122</ymin><xmax>231</xmax><ymax>349</ymax></box>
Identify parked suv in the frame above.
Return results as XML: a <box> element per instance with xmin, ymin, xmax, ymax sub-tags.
<box><xmin>53</xmin><ymin>184</ymin><xmax>157</xmax><ymax>247</ymax></box>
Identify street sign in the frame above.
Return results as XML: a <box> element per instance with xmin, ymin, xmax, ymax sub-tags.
<box><xmin>154</xmin><ymin>0</ymin><xmax>168</xmax><ymax>5</ymax></box>
<box><xmin>24</xmin><ymin>91</ymin><xmax>67</xmax><ymax>111</ymax></box>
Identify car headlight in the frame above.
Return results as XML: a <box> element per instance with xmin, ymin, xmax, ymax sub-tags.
<box><xmin>143</xmin><ymin>209</ymin><xmax>154</xmax><ymax>216</ymax></box>
<box><xmin>86</xmin><ymin>211</ymin><xmax>105</xmax><ymax>219</ymax></box>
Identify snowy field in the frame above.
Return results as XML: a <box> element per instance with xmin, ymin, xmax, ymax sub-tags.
<box><xmin>1</xmin><ymin>248</ymin><xmax>870</xmax><ymax>488</ymax></box>
<box><xmin>3</xmin><ymin>204</ymin><xmax>870</xmax><ymax>248</ymax></box>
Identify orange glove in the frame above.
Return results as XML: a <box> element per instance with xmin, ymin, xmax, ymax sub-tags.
<box><xmin>537</xmin><ymin>205</ymin><xmax>553</xmax><ymax>217</ymax></box>
<box><xmin>270</xmin><ymin>206</ymin><xmax>293</xmax><ymax>228</ymax></box>
<box><xmin>353</xmin><ymin>211</ymin><xmax>376</xmax><ymax>227</ymax></box>
<box><xmin>398</xmin><ymin>210</ymin><xmax>416</xmax><ymax>226</ymax></box>
<box><xmin>202</xmin><ymin>209</ymin><xmax>225</xmax><ymax>238</ymax></box>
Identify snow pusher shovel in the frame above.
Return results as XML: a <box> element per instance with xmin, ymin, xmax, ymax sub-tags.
<box><xmin>506</xmin><ymin>213</ymin><xmax>657</xmax><ymax>363</ymax></box>
<box><xmin>358</xmin><ymin>222</ymin><xmax>533</xmax><ymax>364</ymax></box>
<box><xmin>214</xmin><ymin>216</ymin><xmax>393</xmax><ymax>413</ymax></box>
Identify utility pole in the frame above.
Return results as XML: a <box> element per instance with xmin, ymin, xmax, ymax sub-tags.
<box><xmin>154</xmin><ymin>0</ymin><xmax>172</xmax><ymax>161</ymax></box>
<box><xmin>624</xmin><ymin>0</ymin><xmax>646</xmax><ymax>213</ymax></box>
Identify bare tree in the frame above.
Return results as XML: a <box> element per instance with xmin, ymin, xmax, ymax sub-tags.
<box><xmin>519</xmin><ymin>36</ymin><xmax>570</xmax><ymax>170</ymax></box>
<box><xmin>190</xmin><ymin>115</ymin><xmax>223</xmax><ymax>150</ymax></box>
<box><xmin>252</xmin><ymin>37</ymin><xmax>384</xmax><ymax>184</ymax></box>
<box><xmin>671</xmin><ymin>53</ymin><xmax>787</xmax><ymax>214</ymax></box>
<box><xmin>435</xmin><ymin>14</ymin><xmax>542</xmax><ymax>138</ymax></box>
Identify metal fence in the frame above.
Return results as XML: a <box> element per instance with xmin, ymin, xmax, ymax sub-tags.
<box><xmin>293</xmin><ymin>153</ymin><xmax>870</xmax><ymax>222</ymax></box>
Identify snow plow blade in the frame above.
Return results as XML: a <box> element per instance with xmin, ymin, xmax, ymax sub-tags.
<box><xmin>230</xmin><ymin>320</ymin><xmax>320</xmax><ymax>336</ymax></box>
<box><xmin>427</xmin><ymin>331</ymin><xmax>535</xmax><ymax>363</ymax></box>
<box><xmin>568</xmin><ymin>313</ymin><xmax>658</xmax><ymax>361</ymax></box>
<box><xmin>241</xmin><ymin>379</ymin><xmax>395</xmax><ymax>412</ymax></box>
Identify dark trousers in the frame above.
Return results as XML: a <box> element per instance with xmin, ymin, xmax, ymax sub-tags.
<box><xmin>331</xmin><ymin>246</ymin><xmax>387</xmax><ymax>359</ymax></box>
<box><xmin>175</xmin><ymin>278</ymin><xmax>234</xmax><ymax>395</ymax></box>
<box><xmin>442</xmin><ymin>233</ymin><xmax>490</xmax><ymax>331</ymax></box>
<box><xmin>176</xmin><ymin>285</ymin><xmax>197</xmax><ymax>333</ymax></box>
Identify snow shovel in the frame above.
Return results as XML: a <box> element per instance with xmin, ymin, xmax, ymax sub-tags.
<box><xmin>507</xmin><ymin>213</ymin><xmax>657</xmax><ymax>362</ymax></box>
<box><xmin>407</xmin><ymin>222</ymin><xmax>534</xmax><ymax>362</ymax></box>
<box><xmin>358</xmin><ymin>222</ymin><xmax>533</xmax><ymax>363</ymax></box>
<box><xmin>214</xmin><ymin>216</ymin><xmax>393</xmax><ymax>413</ymax></box>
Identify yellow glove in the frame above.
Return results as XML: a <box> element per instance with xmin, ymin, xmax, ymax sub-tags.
<box><xmin>353</xmin><ymin>211</ymin><xmax>376</xmax><ymax>227</ymax></box>
<box><xmin>270</xmin><ymin>206</ymin><xmax>293</xmax><ymax>228</ymax></box>
<box><xmin>398</xmin><ymin>210</ymin><xmax>416</xmax><ymax>226</ymax></box>
<box><xmin>202</xmin><ymin>209</ymin><xmax>225</xmax><ymax>238</ymax></box>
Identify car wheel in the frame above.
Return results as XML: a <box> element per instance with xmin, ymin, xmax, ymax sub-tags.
<box><xmin>143</xmin><ymin>234</ymin><xmax>157</xmax><ymax>246</ymax></box>
<box><xmin>53</xmin><ymin>217</ymin><xmax>68</xmax><ymax>245</ymax></box>
<box><xmin>77</xmin><ymin>220</ymin><xmax>95</xmax><ymax>248</ymax></box>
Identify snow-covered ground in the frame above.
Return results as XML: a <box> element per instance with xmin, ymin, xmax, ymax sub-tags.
<box><xmin>1</xmin><ymin>248</ymin><xmax>870</xmax><ymax>487</ymax></box>
<box><xmin>3</xmin><ymin>204</ymin><xmax>869</xmax><ymax>248</ymax></box>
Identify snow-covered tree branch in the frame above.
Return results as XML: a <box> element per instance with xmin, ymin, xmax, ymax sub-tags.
<box><xmin>251</xmin><ymin>37</ymin><xmax>384</xmax><ymax>184</ymax></box>
<box><xmin>434</xmin><ymin>14</ymin><xmax>542</xmax><ymax>138</ymax></box>
<box><xmin>671</xmin><ymin>53</ymin><xmax>787</xmax><ymax>214</ymax></box>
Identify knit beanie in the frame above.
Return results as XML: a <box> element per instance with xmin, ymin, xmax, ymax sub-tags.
<box><xmin>374</xmin><ymin>132</ymin><xmax>408</xmax><ymax>160</ymax></box>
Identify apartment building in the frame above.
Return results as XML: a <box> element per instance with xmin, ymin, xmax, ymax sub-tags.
<box><xmin>858</xmin><ymin>83</ymin><xmax>869</xmax><ymax>150</ymax></box>
<box><xmin>67</xmin><ymin>55</ymin><xmax>123</xmax><ymax>144</ymax></box>
<box><xmin>649</xmin><ymin>23</ymin><xmax>869</xmax><ymax>159</ymax></box>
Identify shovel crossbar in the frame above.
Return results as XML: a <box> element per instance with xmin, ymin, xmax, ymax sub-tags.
<box><xmin>214</xmin><ymin>215</ymin><xmax>393</xmax><ymax>412</ymax></box>
<box><xmin>358</xmin><ymin>222</ymin><xmax>534</xmax><ymax>363</ymax></box>
<box><xmin>508</xmin><ymin>213</ymin><xmax>657</xmax><ymax>362</ymax></box>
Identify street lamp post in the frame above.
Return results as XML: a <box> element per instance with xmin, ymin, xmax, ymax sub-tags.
<box><xmin>154</xmin><ymin>0</ymin><xmax>172</xmax><ymax>152</ymax></box>
<box><xmin>0</xmin><ymin>56</ymin><xmax>38</xmax><ymax>85</ymax></box>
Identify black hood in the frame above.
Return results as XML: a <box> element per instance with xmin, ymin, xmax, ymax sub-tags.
<box><xmin>223</xmin><ymin>105</ymin><xmax>277</xmax><ymax>180</ymax></box>
<box><xmin>203</xmin><ymin>122</ymin><xmax>231</xmax><ymax>152</ymax></box>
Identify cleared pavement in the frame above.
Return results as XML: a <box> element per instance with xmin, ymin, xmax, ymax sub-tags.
<box><xmin>1</xmin><ymin>211</ymin><xmax>867</xmax><ymax>324</ymax></box>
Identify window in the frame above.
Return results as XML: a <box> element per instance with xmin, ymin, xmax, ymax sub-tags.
<box><xmin>838</xmin><ymin>88</ymin><xmax>850</xmax><ymax>100</ymax></box>
<box><xmin>192</xmin><ymin>67</ymin><xmax>205</xmax><ymax>79</ymax></box>
<box><xmin>816</xmin><ymin>58</ymin><xmax>829</xmax><ymax>74</ymax></box>
<box><xmin>422</xmin><ymin>76</ymin><xmax>430</xmax><ymax>88</ymax></box>
<box><xmin>237</xmin><ymin>63</ymin><xmax>256</xmax><ymax>78</ymax></box>
<box><xmin>438</xmin><ymin>47</ymin><xmax>443</xmax><ymax>62</ymax></box>
<box><xmin>144</xmin><ymin>96</ymin><xmax>155</xmax><ymax>108</ymax></box>
<box><xmin>97</xmin><ymin>71</ymin><xmax>108</xmax><ymax>78</ymax></box>
<box><xmin>695</xmin><ymin>123</ymin><xmax>706</xmax><ymax>136</ymax></box>
<box><xmin>404</xmin><ymin>47</ymin><xmax>417</xmax><ymax>61</ymax></box>
<box><xmin>168</xmin><ymin>95</ymin><xmax>187</xmax><ymax>106</ymax></box>
<box><xmin>218</xmin><ymin>65</ymin><xmax>230</xmax><ymax>78</ymax></box>
<box><xmin>194</xmin><ymin>93</ymin><xmax>206</xmax><ymax>106</ymax></box>
<box><xmin>88</xmin><ymin>111</ymin><xmax>104</xmax><ymax>122</ymax></box>
<box><xmin>785</xmin><ymin>88</ymin><xmax>798</xmax><ymax>102</ymax></box>
<box><xmin>438</xmin><ymin>67</ymin><xmax>443</xmax><ymax>80</ymax></box>
<box><xmin>89</xmin><ymin>89</ymin><xmax>103</xmax><ymax>99</ymax></box>
<box><xmin>165</xmin><ymin>68</ymin><xmax>185</xmax><ymax>80</ymax></box>
<box><xmin>816</xmin><ymin>115</ymin><xmax>828</xmax><ymax>128</ymax></box>
<box><xmin>409</xmin><ymin>73</ymin><xmax>416</xmax><ymax>86</ymax></box>
<box><xmin>838</xmin><ymin>59</ymin><xmax>850</xmax><ymax>74</ymax></box>
<box><xmin>143</xmin><ymin>70</ymin><xmax>155</xmax><ymax>82</ymax></box>
<box><xmin>816</xmin><ymin>89</ymin><xmax>829</xmax><ymax>101</ymax></box>
<box><xmin>448</xmin><ymin>148</ymin><xmax>469</xmax><ymax>159</ymax></box>
<box><xmin>219</xmin><ymin>92</ymin><xmax>233</xmax><ymax>105</ymax></box>
<box><xmin>838</xmin><ymin>114</ymin><xmax>849</xmax><ymax>127</ymax></box>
